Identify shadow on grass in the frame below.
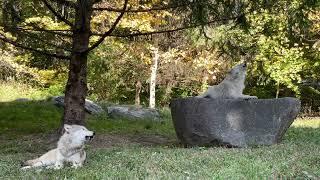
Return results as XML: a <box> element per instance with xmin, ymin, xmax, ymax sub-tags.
<box><xmin>0</xmin><ymin>100</ymin><xmax>178</xmax><ymax>150</ymax></box>
<box><xmin>0</xmin><ymin>100</ymin><xmax>175</xmax><ymax>136</ymax></box>
<box><xmin>0</xmin><ymin>100</ymin><xmax>62</xmax><ymax>135</ymax></box>
<box><xmin>1</xmin><ymin>100</ymin><xmax>320</xmax><ymax>151</ymax></box>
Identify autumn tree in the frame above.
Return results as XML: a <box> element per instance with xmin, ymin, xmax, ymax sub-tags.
<box><xmin>201</xmin><ymin>0</ymin><xmax>320</xmax><ymax>99</ymax></box>
<box><xmin>0</xmin><ymin>0</ymin><xmax>251</xmax><ymax>127</ymax></box>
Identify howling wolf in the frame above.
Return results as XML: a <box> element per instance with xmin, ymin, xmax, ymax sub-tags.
<box><xmin>198</xmin><ymin>63</ymin><xmax>257</xmax><ymax>99</ymax></box>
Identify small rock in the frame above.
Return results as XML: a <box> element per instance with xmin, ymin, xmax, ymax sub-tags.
<box><xmin>53</xmin><ymin>96</ymin><xmax>64</xmax><ymax>107</ymax></box>
<box><xmin>14</xmin><ymin>98</ymin><xmax>30</xmax><ymax>102</ymax></box>
<box><xmin>107</xmin><ymin>105</ymin><xmax>161</xmax><ymax>121</ymax></box>
<box><xmin>53</xmin><ymin>96</ymin><xmax>104</xmax><ymax>115</ymax></box>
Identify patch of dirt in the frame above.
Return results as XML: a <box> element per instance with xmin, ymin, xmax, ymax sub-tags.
<box><xmin>0</xmin><ymin>133</ymin><xmax>178</xmax><ymax>151</ymax></box>
<box><xmin>90</xmin><ymin>134</ymin><xmax>177</xmax><ymax>149</ymax></box>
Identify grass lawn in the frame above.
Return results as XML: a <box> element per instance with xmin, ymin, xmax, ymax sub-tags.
<box><xmin>0</xmin><ymin>100</ymin><xmax>319</xmax><ymax>179</ymax></box>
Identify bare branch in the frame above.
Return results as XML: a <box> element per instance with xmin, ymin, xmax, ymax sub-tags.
<box><xmin>16</xmin><ymin>30</ymin><xmax>72</xmax><ymax>52</ymax></box>
<box><xmin>2</xmin><ymin>25</ymin><xmax>73</xmax><ymax>37</ymax></box>
<box><xmin>93</xmin><ymin>0</ymin><xmax>103</xmax><ymax>4</ymax></box>
<box><xmin>24</xmin><ymin>28</ymin><xmax>73</xmax><ymax>37</ymax></box>
<box><xmin>16</xmin><ymin>22</ymin><xmax>73</xmax><ymax>38</ymax></box>
<box><xmin>92</xmin><ymin>15</ymin><xmax>242</xmax><ymax>38</ymax></box>
<box><xmin>51</xmin><ymin>0</ymin><xmax>75</xmax><ymax>8</ymax></box>
<box><xmin>93</xmin><ymin>2</ymin><xmax>191</xmax><ymax>12</ymax></box>
<box><xmin>0</xmin><ymin>32</ymin><xmax>70</xmax><ymax>60</ymax></box>
<box><xmin>42</xmin><ymin>0</ymin><xmax>73</xmax><ymax>27</ymax></box>
<box><xmin>85</xmin><ymin>0</ymin><xmax>128</xmax><ymax>53</ymax></box>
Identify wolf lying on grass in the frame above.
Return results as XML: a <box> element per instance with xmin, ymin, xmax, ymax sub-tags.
<box><xmin>198</xmin><ymin>62</ymin><xmax>257</xmax><ymax>99</ymax></box>
<box><xmin>21</xmin><ymin>124</ymin><xmax>95</xmax><ymax>170</ymax></box>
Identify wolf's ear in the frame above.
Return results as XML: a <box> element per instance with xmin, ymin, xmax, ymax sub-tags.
<box><xmin>228</xmin><ymin>69</ymin><xmax>234</xmax><ymax>75</ymax></box>
<box><xmin>64</xmin><ymin>124</ymin><xmax>72</xmax><ymax>133</ymax></box>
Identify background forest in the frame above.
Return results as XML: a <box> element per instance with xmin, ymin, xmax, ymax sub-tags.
<box><xmin>0</xmin><ymin>1</ymin><xmax>320</xmax><ymax>179</ymax></box>
<box><xmin>0</xmin><ymin>0</ymin><xmax>319</xmax><ymax>115</ymax></box>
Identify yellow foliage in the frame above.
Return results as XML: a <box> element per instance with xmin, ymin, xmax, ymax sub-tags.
<box><xmin>23</xmin><ymin>16</ymin><xmax>70</xmax><ymax>30</ymax></box>
<box><xmin>92</xmin><ymin>0</ymin><xmax>173</xmax><ymax>34</ymax></box>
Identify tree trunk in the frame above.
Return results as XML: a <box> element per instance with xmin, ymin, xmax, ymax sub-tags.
<box><xmin>149</xmin><ymin>47</ymin><xmax>159</xmax><ymax>109</ymax></box>
<box><xmin>164</xmin><ymin>81</ymin><xmax>174</xmax><ymax>104</ymax></box>
<box><xmin>135</xmin><ymin>80</ymin><xmax>142</xmax><ymax>106</ymax></box>
<box><xmin>62</xmin><ymin>0</ymin><xmax>93</xmax><ymax>127</ymax></box>
<box><xmin>2</xmin><ymin>0</ymin><xmax>20</xmax><ymax>33</ymax></box>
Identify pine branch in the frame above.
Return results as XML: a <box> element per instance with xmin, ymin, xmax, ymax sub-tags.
<box><xmin>0</xmin><ymin>32</ymin><xmax>70</xmax><ymax>60</ymax></box>
<box><xmin>16</xmin><ymin>30</ymin><xmax>72</xmax><ymax>52</ymax></box>
<box><xmin>3</xmin><ymin>25</ymin><xmax>73</xmax><ymax>37</ymax></box>
<box><xmin>50</xmin><ymin>0</ymin><xmax>75</xmax><ymax>8</ymax></box>
<box><xmin>93</xmin><ymin>0</ymin><xmax>103</xmax><ymax>4</ymax></box>
<box><xmin>42</xmin><ymin>0</ymin><xmax>73</xmax><ymax>27</ymax></box>
<box><xmin>92</xmin><ymin>15</ymin><xmax>243</xmax><ymax>38</ymax></box>
<box><xmin>93</xmin><ymin>2</ymin><xmax>192</xmax><ymax>12</ymax></box>
<box><xmin>85</xmin><ymin>0</ymin><xmax>128</xmax><ymax>53</ymax></box>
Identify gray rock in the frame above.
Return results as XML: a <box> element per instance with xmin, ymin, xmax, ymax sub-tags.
<box><xmin>107</xmin><ymin>105</ymin><xmax>161</xmax><ymax>121</ymax></box>
<box><xmin>85</xmin><ymin>99</ymin><xmax>104</xmax><ymax>114</ymax></box>
<box><xmin>53</xmin><ymin>96</ymin><xmax>104</xmax><ymax>115</ymax></box>
<box><xmin>170</xmin><ymin>97</ymin><xmax>301</xmax><ymax>147</ymax></box>
<box><xmin>53</xmin><ymin>96</ymin><xmax>65</xmax><ymax>107</ymax></box>
<box><xmin>14</xmin><ymin>98</ymin><xmax>30</xmax><ymax>102</ymax></box>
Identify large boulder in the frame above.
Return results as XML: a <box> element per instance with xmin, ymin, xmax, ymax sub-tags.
<box><xmin>170</xmin><ymin>97</ymin><xmax>301</xmax><ymax>147</ymax></box>
<box><xmin>53</xmin><ymin>96</ymin><xmax>104</xmax><ymax>115</ymax></box>
<box><xmin>107</xmin><ymin>105</ymin><xmax>161</xmax><ymax>121</ymax></box>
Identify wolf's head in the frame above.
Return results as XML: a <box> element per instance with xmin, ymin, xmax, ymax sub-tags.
<box><xmin>225</xmin><ymin>63</ymin><xmax>247</xmax><ymax>82</ymax></box>
<box><xmin>63</xmin><ymin>124</ymin><xmax>95</xmax><ymax>144</ymax></box>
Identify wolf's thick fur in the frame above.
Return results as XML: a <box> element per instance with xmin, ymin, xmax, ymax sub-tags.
<box><xmin>198</xmin><ymin>63</ymin><xmax>257</xmax><ymax>99</ymax></box>
<box><xmin>21</xmin><ymin>124</ymin><xmax>94</xmax><ymax>170</ymax></box>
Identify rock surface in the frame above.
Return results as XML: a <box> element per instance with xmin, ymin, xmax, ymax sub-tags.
<box><xmin>14</xmin><ymin>98</ymin><xmax>31</xmax><ymax>102</ymax></box>
<box><xmin>107</xmin><ymin>105</ymin><xmax>161</xmax><ymax>121</ymax></box>
<box><xmin>170</xmin><ymin>97</ymin><xmax>301</xmax><ymax>147</ymax></box>
<box><xmin>53</xmin><ymin>96</ymin><xmax>104</xmax><ymax>115</ymax></box>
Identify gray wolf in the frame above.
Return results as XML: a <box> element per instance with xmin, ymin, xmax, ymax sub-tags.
<box><xmin>198</xmin><ymin>63</ymin><xmax>257</xmax><ymax>99</ymax></box>
<box><xmin>21</xmin><ymin>124</ymin><xmax>95</xmax><ymax>170</ymax></box>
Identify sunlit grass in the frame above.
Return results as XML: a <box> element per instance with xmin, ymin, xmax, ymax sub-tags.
<box><xmin>0</xmin><ymin>81</ymin><xmax>62</xmax><ymax>102</ymax></box>
<box><xmin>0</xmin><ymin>82</ymin><xmax>36</xmax><ymax>102</ymax></box>
<box><xmin>292</xmin><ymin>118</ymin><xmax>320</xmax><ymax>128</ymax></box>
<box><xmin>0</xmin><ymin>101</ymin><xmax>62</xmax><ymax>134</ymax></box>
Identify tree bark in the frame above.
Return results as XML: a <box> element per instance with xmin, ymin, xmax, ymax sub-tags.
<box><xmin>2</xmin><ymin>0</ymin><xmax>20</xmax><ymax>33</ymax></box>
<box><xmin>164</xmin><ymin>81</ymin><xmax>175</xmax><ymax>104</ymax></box>
<box><xmin>135</xmin><ymin>80</ymin><xmax>142</xmax><ymax>106</ymax></box>
<box><xmin>149</xmin><ymin>46</ymin><xmax>159</xmax><ymax>109</ymax></box>
<box><xmin>62</xmin><ymin>0</ymin><xmax>93</xmax><ymax>127</ymax></box>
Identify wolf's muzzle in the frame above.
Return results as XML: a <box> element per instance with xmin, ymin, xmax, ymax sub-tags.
<box><xmin>85</xmin><ymin>132</ymin><xmax>95</xmax><ymax>140</ymax></box>
<box><xmin>85</xmin><ymin>135</ymin><xmax>94</xmax><ymax>140</ymax></box>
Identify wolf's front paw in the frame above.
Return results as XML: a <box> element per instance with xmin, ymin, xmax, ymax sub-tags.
<box><xmin>21</xmin><ymin>166</ymin><xmax>31</xmax><ymax>170</ymax></box>
<box><xmin>54</xmin><ymin>163</ymin><xmax>63</xmax><ymax>170</ymax></box>
<box><xmin>72</xmin><ymin>162</ymin><xmax>83</xmax><ymax>169</ymax></box>
<box><xmin>242</xmin><ymin>95</ymin><xmax>258</xmax><ymax>100</ymax></box>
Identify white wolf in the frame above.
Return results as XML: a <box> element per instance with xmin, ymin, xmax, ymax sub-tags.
<box><xmin>198</xmin><ymin>63</ymin><xmax>257</xmax><ymax>99</ymax></box>
<box><xmin>21</xmin><ymin>124</ymin><xmax>95</xmax><ymax>170</ymax></box>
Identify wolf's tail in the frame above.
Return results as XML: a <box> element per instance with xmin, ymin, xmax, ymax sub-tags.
<box><xmin>21</xmin><ymin>158</ymin><xmax>39</xmax><ymax>166</ymax></box>
<box><xmin>196</xmin><ymin>92</ymin><xmax>209</xmax><ymax>98</ymax></box>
